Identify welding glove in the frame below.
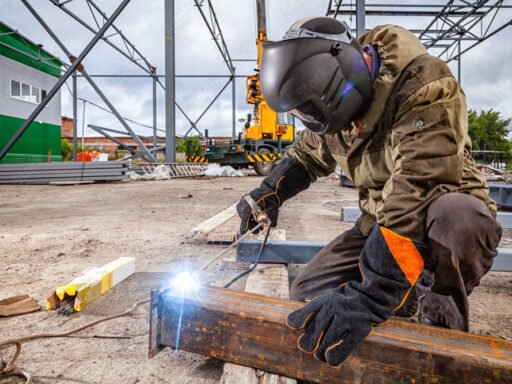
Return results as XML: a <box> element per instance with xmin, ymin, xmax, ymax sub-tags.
<box><xmin>287</xmin><ymin>224</ymin><xmax>429</xmax><ymax>367</ymax></box>
<box><xmin>237</xmin><ymin>157</ymin><xmax>311</xmax><ymax>234</ymax></box>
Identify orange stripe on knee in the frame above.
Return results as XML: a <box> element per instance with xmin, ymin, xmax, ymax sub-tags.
<box><xmin>380</xmin><ymin>227</ymin><xmax>424</xmax><ymax>286</ymax></box>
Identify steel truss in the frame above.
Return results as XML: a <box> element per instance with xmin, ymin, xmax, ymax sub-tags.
<box><xmin>0</xmin><ymin>0</ymin><xmax>243</xmax><ymax>163</ymax></box>
<box><xmin>326</xmin><ymin>1</ymin><xmax>512</xmax><ymax>79</ymax></box>
<box><xmin>3</xmin><ymin>1</ymin><xmax>509</xmax><ymax>163</ymax></box>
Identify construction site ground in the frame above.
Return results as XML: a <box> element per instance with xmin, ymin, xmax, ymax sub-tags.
<box><xmin>1</xmin><ymin>175</ymin><xmax>511</xmax><ymax>384</ymax></box>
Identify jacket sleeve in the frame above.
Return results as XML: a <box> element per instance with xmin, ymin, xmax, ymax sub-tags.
<box><xmin>286</xmin><ymin>129</ymin><xmax>337</xmax><ymax>182</ymax></box>
<box><xmin>378</xmin><ymin>74</ymin><xmax>467</xmax><ymax>241</ymax></box>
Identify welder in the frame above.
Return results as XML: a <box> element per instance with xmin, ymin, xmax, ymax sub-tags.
<box><xmin>237</xmin><ymin>17</ymin><xmax>502</xmax><ymax>367</ymax></box>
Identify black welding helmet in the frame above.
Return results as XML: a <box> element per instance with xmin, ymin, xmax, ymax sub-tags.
<box><xmin>260</xmin><ymin>17</ymin><xmax>372</xmax><ymax>135</ymax></box>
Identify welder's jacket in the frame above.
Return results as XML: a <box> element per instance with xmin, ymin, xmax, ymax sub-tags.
<box><xmin>287</xmin><ymin>24</ymin><xmax>496</xmax><ymax>241</ymax></box>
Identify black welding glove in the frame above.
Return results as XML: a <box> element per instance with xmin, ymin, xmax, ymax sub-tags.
<box><xmin>287</xmin><ymin>224</ymin><xmax>429</xmax><ymax>367</ymax></box>
<box><xmin>237</xmin><ymin>157</ymin><xmax>311</xmax><ymax>234</ymax></box>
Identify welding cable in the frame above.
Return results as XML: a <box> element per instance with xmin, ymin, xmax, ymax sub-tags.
<box><xmin>223</xmin><ymin>225</ymin><xmax>271</xmax><ymax>289</ymax></box>
<box><xmin>0</xmin><ymin>298</ymin><xmax>150</xmax><ymax>384</ymax></box>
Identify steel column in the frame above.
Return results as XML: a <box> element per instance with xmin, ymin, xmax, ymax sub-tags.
<box><xmin>0</xmin><ymin>0</ymin><xmax>132</xmax><ymax>161</ymax></box>
<box><xmin>232</xmin><ymin>73</ymin><xmax>236</xmax><ymax>138</ymax></box>
<box><xmin>72</xmin><ymin>72</ymin><xmax>78</xmax><ymax>161</ymax></box>
<box><xmin>153</xmin><ymin>76</ymin><xmax>158</xmax><ymax>149</ymax></box>
<box><xmin>356</xmin><ymin>0</ymin><xmax>366</xmax><ymax>37</ymax></box>
<box><xmin>458</xmin><ymin>40</ymin><xmax>462</xmax><ymax>84</ymax></box>
<box><xmin>165</xmin><ymin>0</ymin><xmax>176</xmax><ymax>163</ymax></box>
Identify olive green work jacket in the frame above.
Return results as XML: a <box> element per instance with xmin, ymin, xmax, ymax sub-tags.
<box><xmin>287</xmin><ymin>24</ymin><xmax>496</xmax><ymax>241</ymax></box>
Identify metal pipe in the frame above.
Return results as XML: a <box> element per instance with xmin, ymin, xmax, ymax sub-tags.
<box><xmin>165</xmin><ymin>0</ymin><xmax>176</xmax><ymax>163</ymax></box>
<box><xmin>0</xmin><ymin>0</ymin><xmax>133</xmax><ymax>161</ymax></box>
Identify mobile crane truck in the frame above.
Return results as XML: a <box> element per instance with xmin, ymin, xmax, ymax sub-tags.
<box><xmin>188</xmin><ymin>0</ymin><xmax>296</xmax><ymax>176</ymax></box>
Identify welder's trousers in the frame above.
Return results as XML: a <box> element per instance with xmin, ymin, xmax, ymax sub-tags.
<box><xmin>289</xmin><ymin>193</ymin><xmax>502</xmax><ymax>331</ymax></box>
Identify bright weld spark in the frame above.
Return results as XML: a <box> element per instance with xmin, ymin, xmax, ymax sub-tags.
<box><xmin>168</xmin><ymin>223</ymin><xmax>264</xmax><ymax>350</ymax></box>
<box><xmin>168</xmin><ymin>270</ymin><xmax>203</xmax><ymax>351</ymax></box>
<box><xmin>169</xmin><ymin>271</ymin><xmax>202</xmax><ymax>295</ymax></box>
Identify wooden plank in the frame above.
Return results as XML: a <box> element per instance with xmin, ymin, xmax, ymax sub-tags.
<box><xmin>222</xmin><ymin>265</ymin><xmax>295</xmax><ymax>384</ymax></box>
<box><xmin>205</xmin><ymin>214</ymin><xmax>239</xmax><ymax>243</ymax></box>
<box><xmin>149</xmin><ymin>287</ymin><xmax>512</xmax><ymax>384</ymax></box>
<box><xmin>191</xmin><ymin>204</ymin><xmax>238</xmax><ymax>237</ymax></box>
<box><xmin>222</xmin><ymin>226</ymin><xmax>293</xmax><ymax>384</ymax></box>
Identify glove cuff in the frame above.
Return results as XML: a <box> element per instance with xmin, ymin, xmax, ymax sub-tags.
<box><xmin>260</xmin><ymin>157</ymin><xmax>311</xmax><ymax>204</ymax></box>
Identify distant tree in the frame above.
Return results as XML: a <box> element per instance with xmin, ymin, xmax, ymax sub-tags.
<box><xmin>468</xmin><ymin>109</ymin><xmax>511</xmax><ymax>152</ymax></box>
<box><xmin>176</xmin><ymin>136</ymin><xmax>203</xmax><ymax>156</ymax></box>
<box><xmin>61</xmin><ymin>139</ymin><xmax>73</xmax><ymax>161</ymax></box>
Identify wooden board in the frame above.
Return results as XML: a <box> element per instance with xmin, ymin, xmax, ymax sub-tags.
<box><xmin>191</xmin><ymin>204</ymin><xmax>238</xmax><ymax>237</ymax></box>
<box><xmin>222</xmin><ymin>265</ymin><xmax>295</xmax><ymax>384</ymax></box>
<box><xmin>149</xmin><ymin>287</ymin><xmax>512</xmax><ymax>384</ymax></box>
<box><xmin>222</xmin><ymin>223</ymin><xmax>293</xmax><ymax>384</ymax></box>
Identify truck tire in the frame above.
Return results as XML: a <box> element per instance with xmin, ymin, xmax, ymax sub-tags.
<box><xmin>253</xmin><ymin>148</ymin><xmax>275</xmax><ymax>176</ymax></box>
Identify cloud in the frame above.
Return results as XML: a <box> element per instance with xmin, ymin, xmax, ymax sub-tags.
<box><xmin>0</xmin><ymin>0</ymin><xmax>510</xmax><ymax>138</ymax></box>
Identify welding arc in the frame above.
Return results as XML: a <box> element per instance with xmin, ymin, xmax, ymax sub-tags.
<box><xmin>223</xmin><ymin>225</ymin><xmax>271</xmax><ymax>288</ymax></box>
<box><xmin>0</xmin><ymin>298</ymin><xmax>150</xmax><ymax>384</ymax></box>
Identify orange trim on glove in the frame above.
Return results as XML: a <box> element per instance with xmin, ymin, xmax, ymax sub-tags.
<box><xmin>380</xmin><ymin>227</ymin><xmax>424</xmax><ymax>286</ymax></box>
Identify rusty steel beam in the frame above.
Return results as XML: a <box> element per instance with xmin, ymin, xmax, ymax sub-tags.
<box><xmin>149</xmin><ymin>287</ymin><xmax>512</xmax><ymax>384</ymax></box>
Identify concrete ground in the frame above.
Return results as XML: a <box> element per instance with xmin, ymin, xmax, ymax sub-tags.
<box><xmin>1</xmin><ymin>175</ymin><xmax>511</xmax><ymax>383</ymax></box>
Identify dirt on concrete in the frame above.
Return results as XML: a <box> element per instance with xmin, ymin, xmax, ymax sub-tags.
<box><xmin>0</xmin><ymin>175</ymin><xmax>511</xmax><ymax>383</ymax></box>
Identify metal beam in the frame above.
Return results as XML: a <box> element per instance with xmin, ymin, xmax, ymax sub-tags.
<box><xmin>165</xmin><ymin>0</ymin><xmax>176</xmax><ymax>163</ymax></box>
<box><xmin>21</xmin><ymin>0</ymin><xmax>156</xmax><ymax>162</ymax></box>
<box><xmin>88</xmin><ymin>125</ymin><xmax>138</xmax><ymax>155</ymax></box>
<box><xmin>236</xmin><ymin>240</ymin><xmax>512</xmax><ymax>272</ymax></box>
<box><xmin>149</xmin><ymin>287</ymin><xmax>512</xmax><ymax>383</ymax></box>
<box><xmin>193</xmin><ymin>0</ymin><xmax>235</xmax><ymax>77</ymax></box>
<box><xmin>328</xmin><ymin>9</ymin><xmax>486</xmax><ymax>16</ymax></box>
<box><xmin>49</xmin><ymin>0</ymin><xmax>156</xmax><ymax>79</ymax></box>
<box><xmin>0</xmin><ymin>0</ymin><xmax>132</xmax><ymax>161</ymax></box>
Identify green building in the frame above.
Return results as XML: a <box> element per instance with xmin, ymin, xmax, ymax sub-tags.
<box><xmin>0</xmin><ymin>21</ymin><xmax>63</xmax><ymax>163</ymax></box>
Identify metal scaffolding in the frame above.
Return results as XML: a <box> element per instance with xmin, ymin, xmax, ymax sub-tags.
<box><xmin>1</xmin><ymin>1</ymin><xmax>510</xmax><ymax>163</ymax></box>
<box><xmin>326</xmin><ymin>1</ymin><xmax>512</xmax><ymax>82</ymax></box>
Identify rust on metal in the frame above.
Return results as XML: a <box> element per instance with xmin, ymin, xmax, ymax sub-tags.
<box><xmin>149</xmin><ymin>286</ymin><xmax>512</xmax><ymax>384</ymax></box>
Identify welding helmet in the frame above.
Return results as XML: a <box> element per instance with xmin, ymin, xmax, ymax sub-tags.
<box><xmin>260</xmin><ymin>17</ymin><xmax>372</xmax><ymax>135</ymax></box>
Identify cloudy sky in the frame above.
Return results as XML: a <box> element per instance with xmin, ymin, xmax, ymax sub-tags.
<box><xmin>1</xmin><ymin>0</ymin><xmax>511</xmax><ymax>138</ymax></box>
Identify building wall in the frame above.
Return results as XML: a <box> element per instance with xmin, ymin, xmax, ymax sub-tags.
<box><xmin>0</xmin><ymin>55</ymin><xmax>61</xmax><ymax>124</ymax></box>
<box><xmin>0</xmin><ymin>55</ymin><xmax>61</xmax><ymax>163</ymax></box>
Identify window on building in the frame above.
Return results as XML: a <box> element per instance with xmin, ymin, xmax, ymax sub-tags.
<box><xmin>10</xmin><ymin>79</ymin><xmax>47</xmax><ymax>105</ymax></box>
<box><xmin>31</xmin><ymin>87</ymin><xmax>40</xmax><ymax>103</ymax></box>
<box><xmin>11</xmin><ymin>80</ymin><xmax>21</xmax><ymax>97</ymax></box>
<box><xmin>21</xmin><ymin>83</ymin><xmax>30</xmax><ymax>101</ymax></box>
